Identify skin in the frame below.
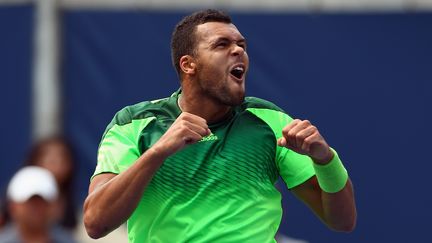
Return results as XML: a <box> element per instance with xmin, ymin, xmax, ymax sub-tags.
<box><xmin>9</xmin><ymin>196</ymin><xmax>55</xmax><ymax>243</ymax></box>
<box><xmin>178</xmin><ymin>22</ymin><xmax>249</xmax><ymax>123</ymax></box>
<box><xmin>84</xmin><ymin>21</ymin><xmax>356</xmax><ymax>238</ymax></box>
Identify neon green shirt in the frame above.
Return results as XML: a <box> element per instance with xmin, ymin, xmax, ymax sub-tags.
<box><xmin>93</xmin><ymin>90</ymin><xmax>315</xmax><ymax>242</ymax></box>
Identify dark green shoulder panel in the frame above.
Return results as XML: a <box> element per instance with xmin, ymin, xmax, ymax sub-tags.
<box><xmin>243</xmin><ymin>97</ymin><xmax>285</xmax><ymax>113</ymax></box>
<box><xmin>113</xmin><ymin>101</ymin><xmax>152</xmax><ymax>126</ymax></box>
<box><xmin>103</xmin><ymin>96</ymin><xmax>175</xmax><ymax>135</ymax></box>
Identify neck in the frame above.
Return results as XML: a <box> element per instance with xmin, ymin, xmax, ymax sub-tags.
<box><xmin>179</xmin><ymin>88</ymin><xmax>232</xmax><ymax>124</ymax></box>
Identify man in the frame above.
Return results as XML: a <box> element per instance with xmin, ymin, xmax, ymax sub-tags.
<box><xmin>0</xmin><ymin>166</ymin><xmax>75</xmax><ymax>243</ymax></box>
<box><xmin>84</xmin><ymin>9</ymin><xmax>356</xmax><ymax>242</ymax></box>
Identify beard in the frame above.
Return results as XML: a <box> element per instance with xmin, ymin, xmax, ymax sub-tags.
<box><xmin>197</xmin><ymin>76</ymin><xmax>245</xmax><ymax>107</ymax></box>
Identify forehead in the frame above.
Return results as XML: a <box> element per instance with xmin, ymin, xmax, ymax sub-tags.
<box><xmin>195</xmin><ymin>22</ymin><xmax>244</xmax><ymax>43</ymax></box>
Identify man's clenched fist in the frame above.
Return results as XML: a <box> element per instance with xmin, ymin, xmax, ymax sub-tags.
<box><xmin>277</xmin><ymin>119</ymin><xmax>333</xmax><ymax>165</ymax></box>
<box><xmin>151</xmin><ymin>112</ymin><xmax>210</xmax><ymax>159</ymax></box>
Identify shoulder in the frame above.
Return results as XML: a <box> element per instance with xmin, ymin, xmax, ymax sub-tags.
<box><xmin>108</xmin><ymin>96</ymin><xmax>173</xmax><ymax>129</ymax></box>
<box><xmin>241</xmin><ymin>97</ymin><xmax>294</xmax><ymax>132</ymax></box>
<box><xmin>113</xmin><ymin>99</ymin><xmax>168</xmax><ymax>125</ymax></box>
<box><xmin>242</xmin><ymin>96</ymin><xmax>285</xmax><ymax>113</ymax></box>
<box><xmin>99</xmin><ymin>97</ymin><xmax>171</xmax><ymax>139</ymax></box>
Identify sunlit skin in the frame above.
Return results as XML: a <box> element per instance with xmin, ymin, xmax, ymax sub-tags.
<box><xmin>178</xmin><ymin>22</ymin><xmax>249</xmax><ymax>124</ymax></box>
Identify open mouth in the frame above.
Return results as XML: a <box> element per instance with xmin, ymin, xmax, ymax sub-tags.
<box><xmin>230</xmin><ymin>65</ymin><xmax>245</xmax><ymax>80</ymax></box>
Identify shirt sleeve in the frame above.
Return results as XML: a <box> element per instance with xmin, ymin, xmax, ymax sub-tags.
<box><xmin>276</xmin><ymin>146</ymin><xmax>315</xmax><ymax>189</ymax></box>
<box><xmin>246</xmin><ymin>107</ymin><xmax>315</xmax><ymax>189</ymax></box>
<box><xmin>92</xmin><ymin>115</ymin><xmax>156</xmax><ymax>180</ymax></box>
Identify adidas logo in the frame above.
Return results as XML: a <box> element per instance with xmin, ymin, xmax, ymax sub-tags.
<box><xmin>199</xmin><ymin>133</ymin><xmax>218</xmax><ymax>142</ymax></box>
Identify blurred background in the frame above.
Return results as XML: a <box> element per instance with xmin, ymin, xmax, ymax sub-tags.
<box><xmin>1</xmin><ymin>0</ymin><xmax>431</xmax><ymax>242</ymax></box>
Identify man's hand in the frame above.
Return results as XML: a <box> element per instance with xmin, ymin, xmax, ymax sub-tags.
<box><xmin>277</xmin><ymin>119</ymin><xmax>333</xmax><ymax>164</ymax></box>
<box><xmin>150</xmin><ymin>112</ymin><xmax>210</xmax><ymax>158</ymax></box>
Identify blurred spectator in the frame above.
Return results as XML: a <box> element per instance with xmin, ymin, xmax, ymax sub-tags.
<box><xmin>0</xmin><ymin>136</ymin><xmax>78</xmax><ymax>232</ymax></box>
<box><xmin>0</xmin><ymin>166</ymin><xmax>75</xmax><ymax>243</ymax></box>
<box><xmin>23</xmin><ymin>136</ymin><xmax>77</xmax><ymax>230</ymax></box>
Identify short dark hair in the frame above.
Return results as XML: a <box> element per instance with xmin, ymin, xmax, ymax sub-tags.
<box><xmin>171</xmin><ymin>9</ymin><xmax>232</xmax><ymax>76</ymax></box>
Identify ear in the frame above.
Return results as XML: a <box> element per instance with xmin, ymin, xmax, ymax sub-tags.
<box><xmin>179</xmin><ymin>55</ymin><xmax>197</xmax><ymax>75</ymax></box>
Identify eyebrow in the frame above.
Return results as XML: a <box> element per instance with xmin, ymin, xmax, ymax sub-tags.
<box><xmin>211</xmin><ymin>37</ymin><xmax>247</xmax><ymax>45</ymax></box>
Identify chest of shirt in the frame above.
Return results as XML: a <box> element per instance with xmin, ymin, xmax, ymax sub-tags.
<box><xmin>138</xmin><ymin>111</ymin><xmax>279</xmax><ymax>184</ymax></box>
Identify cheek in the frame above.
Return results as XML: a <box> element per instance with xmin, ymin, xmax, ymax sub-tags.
<box><xmin>203</xmin><ymin>53</ymin><xmax>227</xmax><ymax>69</ymax></box>
<box><xmin>10</xmin><ymin>204</ymin><xmax>25</xmax><ymax>220</ymax></box>
<box><xmin>11</xmin><ymin>204</ymin><xmax>48</xmax><ymax>221</ymax></box>
<box><xmin>199</xmin><ymin>64</ymin><xmax>226</xmax><ymax>83</ymax></box>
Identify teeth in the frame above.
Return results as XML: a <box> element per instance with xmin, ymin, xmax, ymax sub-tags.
<box><xmin>234</xmin><ymin>66</ymin><xmax>244</xmax><ymax>72</ymax></box>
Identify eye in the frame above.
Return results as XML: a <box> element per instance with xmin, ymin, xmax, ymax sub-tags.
<box><xmin>216</xmin><ymin>42</ymin><xmax>228</xmax><ymax>48</ymax></box>
<box><xmin>238</xmin><ymin>43</ymin><xmax>246</xmax><ymax>50</ymax></box>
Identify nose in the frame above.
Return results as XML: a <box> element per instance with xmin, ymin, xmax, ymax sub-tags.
<box><xmin>231</xmin><ymin>44</ymin><xmax>245</xmax><ymax>56</ymax></box>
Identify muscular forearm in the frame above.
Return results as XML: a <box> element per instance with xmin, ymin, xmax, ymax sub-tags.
<box><xmin>83</xmin><ymin>148</ymin><xmax>166</xmax><ymax>238</ymax></box>
<box><xmin>312</xmin><ymin>150</ymin><xmax>357</xmax><ymax>232</ymax></box>
<box><xmin>293</xmin><ymin>176</ymin><xmax>356</xmax><ymax>232</ymax></box>
<box><xmin>321</xmin><ymin>179</ymin><xmax>357</xmax><ymax>232</ymax></box>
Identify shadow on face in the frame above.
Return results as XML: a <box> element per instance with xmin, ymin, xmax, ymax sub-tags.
<box><xmin>9</xmin><ymin>195</ymin><xmax>55</xmax><ymax>231</ymax></box>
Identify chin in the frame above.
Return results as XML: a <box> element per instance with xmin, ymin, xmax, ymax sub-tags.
<box><xmin>227</xmin><ymin>92</ymin><xmax>245</xmax><ymax>106</ymax></box>
<box><xmin>207</xmin><ymin>84</ymin><xmax>245</xmax><ymax>106</ymax></box>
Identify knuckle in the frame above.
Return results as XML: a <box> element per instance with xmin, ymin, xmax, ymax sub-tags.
<box><xmin>287</xmin><ymin>131</ymin><xmax>296</xmax><ymax>138</ymax></box>
<box><xmin>180</xmin><ymin>127</ymin><xmax>187</xmax><ymax>134</ymax></box>
<box><xmin>295</xmin><ymin>133</ymin><xmax>305</xmax><ymax>140</ymax></box>
<box><xmin>179</xmin><ymin>122</ymin><xmax>188</xmax><ymax>130</ymax></box>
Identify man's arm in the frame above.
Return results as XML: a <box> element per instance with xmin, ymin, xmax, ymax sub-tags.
<box><xmin>83</xmin><ymin>112</ymin><xmax>210</xmax><ymax>239</ymax></box>
<box><xmin>291</xmin><ymin>175</ymin><xmax>356</xmax><ymax>232</ymax></box>
<box><xmin>278</xmin><ymin>119</ymin><xmax>357</xmax><ymax>232</ymax></box>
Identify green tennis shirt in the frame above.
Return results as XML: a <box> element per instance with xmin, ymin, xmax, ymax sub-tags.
<box><xmin>93</xmin><ymin>90</ymin><xmax>316</xmax><ymax>242</ymax></box>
